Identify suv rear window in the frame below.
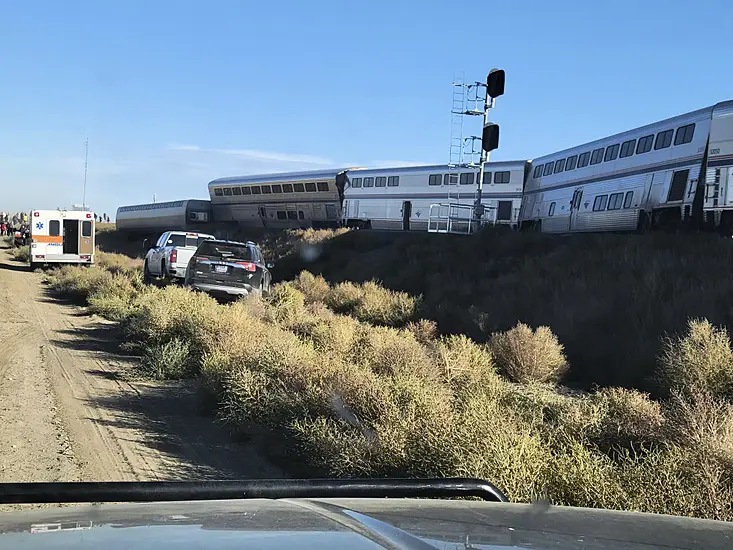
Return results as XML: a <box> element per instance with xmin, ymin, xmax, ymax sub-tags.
<box><xmin>196</xmin><ymin>241</ymin><xmax>252</xmax><ymax>261</ymax></box>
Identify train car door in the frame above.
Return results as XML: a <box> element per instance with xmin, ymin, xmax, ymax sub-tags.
<box><xmin>569</xmin><ymin>188</ymin><xmax>584</xmax><ymax>231</ymax></box>
<box><xmin>402</xmin><ymin>201</ymin><xmax>412</xmax><ymax>231</ymax></box>
<box><xmin>258</xmin><ymin>206</ymin><xmax>267</xmax><ymax>227</ymax></box>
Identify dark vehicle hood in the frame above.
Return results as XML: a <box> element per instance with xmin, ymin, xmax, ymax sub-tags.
<box><xmin>0</xmin><ymin>498</ymin><xmax>731</xmax><ymax>550</ymax></box>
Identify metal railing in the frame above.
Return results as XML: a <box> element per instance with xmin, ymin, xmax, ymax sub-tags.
<box><xmin>427</xmin><ymin>203</ymin><xmax>476</xmax><ymax>234</ymax></box>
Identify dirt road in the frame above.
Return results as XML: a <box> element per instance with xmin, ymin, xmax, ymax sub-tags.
<box><xmin>0</xmin><ymin>242</ymin><xmax>282</xmax><ymax>494</ymax></box>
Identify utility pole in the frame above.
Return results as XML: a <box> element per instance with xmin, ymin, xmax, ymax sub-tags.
<box><xmin>82</xmin><ymin>138</ymin><xmax>89</xmax><ymax>209</ymax></box>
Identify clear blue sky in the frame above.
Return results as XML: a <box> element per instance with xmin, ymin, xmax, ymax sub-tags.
<box><xmin>0</xmin><ymin>0</ymin><xmax>730</xmax><ymax>219</ymax></box>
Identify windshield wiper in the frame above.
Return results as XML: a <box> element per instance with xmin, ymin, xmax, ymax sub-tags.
<box><xmin>0</xmin><ymin>478</ymin><xmax>508</xmax><ymax>504</ymax></box>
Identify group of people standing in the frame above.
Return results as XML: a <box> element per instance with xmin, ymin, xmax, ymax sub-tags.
<box><xmin>0</xmin><ymin>211</ymin><xmax>28</xmax><ymax>237</ymax></box>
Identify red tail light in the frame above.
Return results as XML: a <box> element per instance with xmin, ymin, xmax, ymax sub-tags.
<box><xmin>236</xmin><ymin>262</ymin><xmax>257</xmax><ymax>272</ymax></box>
<box><xmin>196</xmin><ymin>256</ymin><xmax>209</xmax><ymax>263</ymax></box>
<box><xmin>170</xmin><ymin>249</ymin><xmax>178</xmax><ymax>263</ymax></box>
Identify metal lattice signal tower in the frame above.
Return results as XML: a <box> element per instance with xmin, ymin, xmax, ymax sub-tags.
<box><xmin>448</xmin><ymin>77</ymin><xmax>488</xmax><ymax>206</ymax></box>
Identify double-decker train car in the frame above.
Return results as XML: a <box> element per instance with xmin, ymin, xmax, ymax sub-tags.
<box><xmin>207</xmin><ymin>168</ymin><xmax>359</xmax><ymax>229</ymax></box>
<box><xmin>115</xmin><ymin>199</ymin><xmax>211</xmax><ymax>233</ymax></box>
<box><xmin>342</xmin><ymin>161</ymin><xmax>528</xmax><ymax>230</ymax></box>
<box><xmin>519</xmin><ymin>100</ymin><xmax>733</xmax><ymax>234</ymax></box>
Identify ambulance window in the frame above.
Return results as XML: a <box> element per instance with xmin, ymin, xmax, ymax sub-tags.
<box><xmin>49</xmin><ymin>220</ymin><xmax>60</xmax><ymax>236</ymax></box>
<box><xmin>82</xmin><ymin>221</ymin><xmax>92</xmax><ymax>237</ymax></box>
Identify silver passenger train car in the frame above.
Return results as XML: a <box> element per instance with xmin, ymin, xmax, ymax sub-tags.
<box><xmin>342</xmin><ymin>162</ymin><xmax>528</xmax><ymax>230</ymax></box>
<box><xmin>115</xmin><ymin>199</ymin><xmax>211</xmax><ymax>233</ymax></box>
<box><xmin>207</xmin><ymin>168</ymin><xmax>356</xmax><ymax>229</ymax></box>
<box><xmin>519</xmin><ymin>100</ymin><xmax>733</xmax><ymax>234</ymax></box>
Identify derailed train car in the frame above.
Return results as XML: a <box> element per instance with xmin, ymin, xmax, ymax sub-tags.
<box><xmin>519</xmin><ymin>99</ymin><xmax>733</xmax><ymax>235</ymax></box>
<box><xmin>115</xmin><ymin>200</ymin><xmax>211</xmax><ymax>233</ymax></box>
<box><xmin>207</xmin><ymin>168</ymin><xmax>356</xmax><ymax>229</ymax></box>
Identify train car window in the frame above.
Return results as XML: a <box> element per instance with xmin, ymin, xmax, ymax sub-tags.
<box><xmin>363</xmin><ymin>177</ymin><xmax>374</xmax><ymax>188</ymax></box>
<box><xmin>604</xmin><ymin>143</ymin><xmax>620</xmax><ymax>162</ymax></box>
<box><xmin>620</xmin><ymin>139</ymin><xmax>636</xmax><ymax>158</ymax></box>
<box><xmin>282</xmin><ymin>183</ymin><xmax>293</xmax><ymax>193</ymax></box>
<box><xmin>607</xmin><ymin>192</ymin><xmax>624</xmax><ymax>210</ymax></box>
<box><xmin>232</xmin><ymin>187</ymin><xmax>242</xmax><ymax>195</ymax></box>
<box><xmin>497</xmin><ymin>201</ymin><xmax>512</xmax><ymax>221</ymax></box>
<box><xmin>543</xmin><ymin>163</ymin><xmax>553</xmax><ymax>176</ymax></box>
<box><xmin>549</xmin><ymin>202</ymin><xmax>556</xmax><ymax>216</ymax></box>
<box><xmin>298</xmin><ymin>211</ymin><xmax>305</xmax><ymax>220</ymax></box>
<box><xmin>566</xmin><ymin>155</ymin><xmax>578</xmax><ymax>170</ymax></box>
<box><xmin>272</xmin><ymin>184</ymin><xmax>283</xmax><ymax>193</ymax></box>
<box><xmin>223</xmin><ymin>188</ymin><xmax>232</xmax><ymax>196</ymax></box>
<box><xmin>533</xmin><ymin>164</ymin><xmax>543</xmax><ymax>178</ymax></box>
<box><xmin>276</xmin><ymin>211</ymin><xmax>287</xmax><ymax>220</ymax></box>
<box><xmin>494</xmin><ymin>171</ymin><xmax>511</xmax><ymax>184</ymax></box>
<box><xmin>388</xmin><ymin>176</ymin><xmax>399</xmax><ymax>187</ymax></box>
<box><xmin>554</xmin><ymin>158</ymin><xmax>565</xmax><ymax>174</ymax></box>
<box><xmin>444</xmin><ymin>174</ymin><xmax>458</xmax><ymax>185</ymax></box>
<box><xmin>375</xmin><ymin>177</ymin><xmax>387</xmax><ymax>187</ymax></box>
<box><xmin>460</xmin><ymin>173</ymin><xmax>474</xmax><ymax>185</ymax></box>
<box><xmin>623</xmin><ymin>191</ymin><xmax>634</xmax><ymax>208</ymax></box>
<box><xmin>287</xmin><ymin>211</ymin><xmax>297</xmax><ymax>220</ymax></box>
<box><xmin>483</xmin><ymin>172</ymin><xmax>492</xmax><ymax>185</ymax></box>
<box><xmin>251</xmin><ymin>186</ymin><xmax>262</xmax><ymax>194</ymax></box>
<box><xmin>261</xmin><ymin>185</ymin><xmax>272</xmax><ymax>194</ymax></box>
<box><xmin>305</xmin><ymin>182</ymin><xmax>317</xmax><ymax>192</ymax></box>
<box><xmin>592</xmin><ymin>195</ymin><xmax>608</xmax><ymax>211</ymax></box>
<box><xmin>214</xmin><ymin>188</ymin><xmax>223</xmax><ymax>196</ymax></box>
<box><xmin>293</xmin><ymin>183</ymin><xmax>305</xmax><ymax>192</ymax></box>
<box><xmin>429</xmin><ymin>174</ymin><xmax>442</xmax><ymax>185</ymax></box>
<box><xmin>241</xmin><ymin>187</ymin><xmax>251</xmax><ymax>195</ymax></box>
<box><xmin>636</xmin><ymin>135</ymin><xmax>654</xmax><ymax>154</ymax></box>
<box><xmin>350</xmin><ymin>178</ymin><xmax>362</xmax><ymax>188</ymax></box>
<box><xmin>590</xmin><ymin>148</ymin><xmax>605</xmax><ymax>165</ymax></box>
<box><xmin>578</xmin><ymin>151</ymin><xmax>591</xmax><ymax>167</ymax></box>
<box><xmin>674</xmin><ymin>123</ymin><xmax>695</xmax><ymax>145</ymax></box>
<box><xmin>654</xmin><ymin>129</ymin><xmax>674</xmax><ymax>150</ymax></box>
<box><xmin>317</xmin><ymin>181</ymin><xmax>329</xmax><ymax>191</ymax></box>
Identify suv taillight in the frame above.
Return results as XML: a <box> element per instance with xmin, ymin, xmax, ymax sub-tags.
<box><xmin>236</xmin><ymin>262</ymin><xmax>257</xmax><ymax>272</ymax></box>
<box><xmin>170</xmin><ymin>249</ymin><xmax>178</xmax><ymax>263</ymax></box>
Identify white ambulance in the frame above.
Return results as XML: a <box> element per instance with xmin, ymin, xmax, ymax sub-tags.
<box><xmin>29</xmin><ymin>209</ymin><xmax>96</xmax><ymax>268</ymax></box>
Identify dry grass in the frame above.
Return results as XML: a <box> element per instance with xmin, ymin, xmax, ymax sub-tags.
<box><xmin>11</xmin><ymin>245</ymin><xmax>30</xmax><ymax>262</ymax></box>
<box><xmin>41</xmin><ymin>230</ymin><xmax>733</xmax><ymax>521</ymax></box>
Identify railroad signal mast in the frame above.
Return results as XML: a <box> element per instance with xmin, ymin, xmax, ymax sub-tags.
<box><xmin>448</xmin><ymin>69</ymin><xmax>505</xmax><ymax>221</ymax></box>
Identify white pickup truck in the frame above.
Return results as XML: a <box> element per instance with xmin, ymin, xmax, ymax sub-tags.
<box><xmin>143</xmin><ymin>230</ymin><xmax>216</xmax><ymax>283</ymax></box>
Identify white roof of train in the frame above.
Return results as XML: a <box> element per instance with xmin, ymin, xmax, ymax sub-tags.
<box><xmin>531</xmin><ymin>104</ymin><xmax>715</xmax><ymax>164</ymax></box>
<box><xmin>346</xmin><ymin>161</ymin><xmax>529</xmax><ymax>177</ymax></box>
<box><xmin>208</xmin><ymin>167</ymin><xmax>359</xmax><ymax>187</ymax></box>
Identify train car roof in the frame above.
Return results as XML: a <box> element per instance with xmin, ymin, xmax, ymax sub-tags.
<box><xmin>346</xmin><ymin>161</ymin><xmax>529</xmax><ymax>177</ymax></box>
<box><xmin>116</xmin><ymin>199</ymin><xmax>210</xmax><ymax>214</ymax></box>
<box><xmin>531</xmin><ymin>104</ymin><xmax>715</xmax><ymax>164</ymax></box>
<box><xmin>208</xmin><ymin>167</ymin><xmax>358</xmax><ymax>186</ymax></box>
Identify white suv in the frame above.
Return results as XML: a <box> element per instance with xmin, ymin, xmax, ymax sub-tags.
<box><xmin>144</xmin><ymin>230</ymin><xmax>216</xmax><ymax>283</ymax></box>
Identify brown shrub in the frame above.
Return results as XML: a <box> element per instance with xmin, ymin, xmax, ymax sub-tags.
<box><xmin>656</xmin><ymin>319</ymin><xmax>733</xmax><ymax>400</ymax></box>
<box><xmin>490</xmin><ymin>322</ymin><xmax>569</xmax><ymax>384</ymax></box>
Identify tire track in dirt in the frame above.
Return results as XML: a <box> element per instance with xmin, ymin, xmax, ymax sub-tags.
<box><xmin>0</xmin><ymin>241</ymin><xmax>283</xmax><ymax>495</ymax></box>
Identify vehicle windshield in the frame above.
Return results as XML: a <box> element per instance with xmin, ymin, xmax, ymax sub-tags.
<box><xmin>197</xmin><ymin>241</ymin><xmax>252</xmax><ymax>261</ymax></box>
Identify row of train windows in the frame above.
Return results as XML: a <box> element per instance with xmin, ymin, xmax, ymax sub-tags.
<box><xmin>275</xmin><ymin>210</ymin><xmax>306</xmax><ymax>220</ymax></box>
<box><xmin>213</xmin><ymin>181</ymin><xmax>329</xmax><ymax>197</ymax></box>
<box><xmin>533</xmin><ymin>123</ymin><xmax>696</xmax><ymax>179</ymax></box>
<box><xmin>427</xmin><ymin>171</ymin><xmax>511</xmax><ymax>186</ymax></box>
<box><xmin>350</xmin><ymin>176</ymin><xmax>399</xmax><ymax>188</ymax></box>
<box><xmin>547</xmin><ymin>191</ymin><xmax>634</xmax><ymax>216</ymax></box>
<box><xmin>118</xmin><ymin>201</ymin><xmax>185</xmax><ymax>213</ymax></box>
